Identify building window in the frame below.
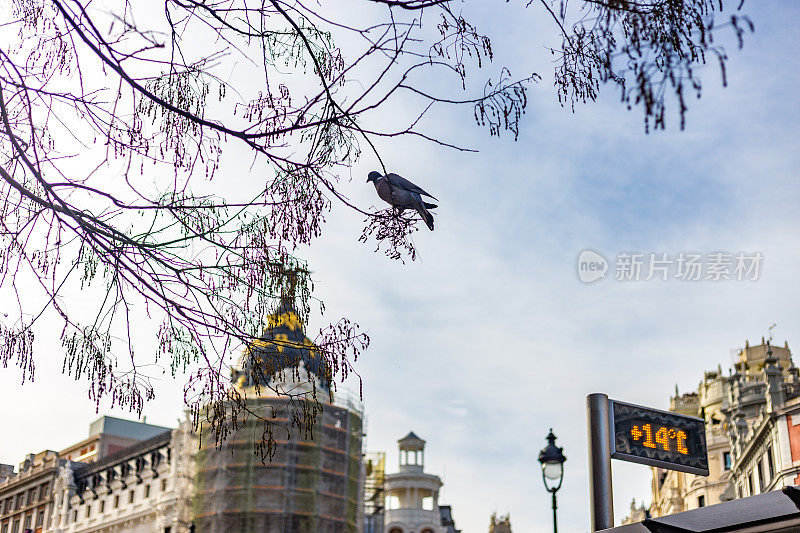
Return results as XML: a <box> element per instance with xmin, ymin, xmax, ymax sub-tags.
<box><xmin>80</xmin><ymin>448</ymin><xmax>87</xmax><ymax>456</ymax></box>
<box><xmin>22</xmin><ymin>516</ymin><xmax>31</xmax><ymax>531</ymax></box>
<box><xmin>100</xmin><ymin>500</ymin><xmax>105</xmax><ymax>513</ymax></box>
<box><xmin>757</xmin><ymin>459</ymin><xmax>765</xmax><ymax>492</ymax></box>
<box><xmin>385</xmin><ymin>495</ymin><xmax>400</xmax><ymax>510</ymax></box>
<box><xmin>27</xmin><ymin>488</ymin><xmax>36</xmax><ymax>505</ymax></box>
<box><xmin>421</xmin><ymin>496</ymin><xmax>433</xmax><ymax>511</ymax></box>
<box><xmin>36</xmin><ymin>506</ymin><xmax>45</xmax><ymax>527</ymax></box>
<box><xmin>164</xmin><ymin>528</ymin><xmax>171</xmax><ymax>533</ymax></box>
<box><xmin>767</xmin><ymin>446</ymin><xmax>775</xmax><ymax>478</ymax></box>
<box><xmin>723</xmin><ymin>451</ymin><xmax>731</xmax><ymax>470</ymax></box>
<box><xmin>11</xmin><ymin>520</ymin><xmax>19</xmax><ymax>533</ymax></box>
<box><xmin>1</xmin><ymin>522</ymin><xmax>7</xmax><ymax>533</ymax></box>
<box><xmin>86</xmin><ymin>505</ymin><xmax>91</xmax><ymax>518</ymax></box>
<box><xmin>697</xmin><ymin>495</ymin><xmax>705</xmax><ymax>508</ymax></box>
<box><xmin>113</xmin><ymin>495</ymin><xmax>119</xmax><ymax>509</ymax></box>
<box><xmin>145</xmin><ymin>485</ymin><xmax>150</xmax><ymax>498</ymax></box>
<box><xmin>128</xmin><ymin>490</ymin><xmax>134</xmax><ymax>504</ymax></box>
<box><xmin>161</xmin><ymin>479</ymin><xmax>167</xmax><ymax>492</ymax></box>
<box><xmin>748</xmin><ymin>471</ymin><xmax>755</xmax><ymax>495</ymax></box>
<box><xmin>72</xmin><ymin>510</ymin><xmax>77</xmax><ymax>523</ymax></box>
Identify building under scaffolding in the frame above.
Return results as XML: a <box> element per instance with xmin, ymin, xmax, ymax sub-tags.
<box><xmin>193</xmin><ymin>301</ymin><xmax>365</xmax><ymax>532</ymax></box>
<box><xmin>363</xmin><ymin>452</ymin><xmax>386</xmax><ymax>533</ymax></box>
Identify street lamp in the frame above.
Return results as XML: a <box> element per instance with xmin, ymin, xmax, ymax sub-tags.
<box><xmin>538</xmin><ymin>428</ymin><xmax>567</xmax><ymax>533</ymax></box>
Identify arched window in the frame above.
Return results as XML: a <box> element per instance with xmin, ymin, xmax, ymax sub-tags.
<box><xmin>421</xmin><ymin>529</ymin><xmax>435</xmax><ymax>533</ymax></box>
<box><xmin>389</xmin><ymin>528</ymin><xmax>403</xmax><ymax>533</ymax></box>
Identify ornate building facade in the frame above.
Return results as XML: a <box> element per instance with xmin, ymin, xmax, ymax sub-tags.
<box><xmin>50</xmin><ymin>424</ymin><xmax>194</xmax><ymax>533</ymax></box>
<box><xmin>647</xmin><ymin>339</ymin><xmax>800</xmax><ymax>520</ymax></box>
<box><xmin>726</xmin><ymin>342</ymin><xmax>800</xmax><ymax>499</ymax></box>
<box><xmin>0</xmin><ymin>416</ymin><xmax>174</xmax><ymax>533</ymax></box>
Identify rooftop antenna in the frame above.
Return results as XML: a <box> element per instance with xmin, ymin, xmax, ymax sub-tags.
<box><xmin>768</xmin><ymin>323</ymin><xmax>778</xmax><ymax>342</ymax></box>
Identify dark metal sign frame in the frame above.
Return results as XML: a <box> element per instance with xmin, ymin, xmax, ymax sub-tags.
<box><xmin>608</xmin><ymin>399</ymin><xmax>709</xmax><ymax>476</ymax></box>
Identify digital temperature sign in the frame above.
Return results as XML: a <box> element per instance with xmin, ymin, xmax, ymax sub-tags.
<box><xmin>609</xmin><ymin>399</ymin><xmax>708</xmax><ymax>475</ymax></box>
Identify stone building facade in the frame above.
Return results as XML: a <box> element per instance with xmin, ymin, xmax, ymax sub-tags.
<box><xmin>725</xmin><ymin>342</ymin><xmax>800</xmax><ymax>499</ymax></box>
<box><xmin>0</xmin><ymin>416</ymin><xmax>174</xmax><ymax>533</ymax></box>
<box><xmin>0</xmin><ymin>450</ymin><xmax>60</xmax><ymax>533</ymax></box>
<box><xmin>50</xmin><ymin>423</ymin><xmax>194</xmax><ymax>533</ymax></box>
<box><xmin>647</xmin><ymin>339</ymin><xmax>799</xmax><ymax>520</ymax></box>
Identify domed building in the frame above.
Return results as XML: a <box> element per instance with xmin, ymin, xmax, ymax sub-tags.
<box><xmin>230</xmin><ymin>299</ymin><xmax>332</xmax><ymax>395</ymax></box>
<box><xmin>383</xmin><ymin>432</ymin><xmax>448</xmax><ymax>533</ymax></box>
<box><xmin>193</xmin><ymin>300</ymin><xmax>364</xmax><ymax>532</ymax></box>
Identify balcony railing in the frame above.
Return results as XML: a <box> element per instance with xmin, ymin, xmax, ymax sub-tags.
<box><xmin>784</xmin><ymin>382</ymin><xmax>800</xmax><ymax>401</ymax></box>
<box><xmin>738</xmin><ymin>383</ymin><xmax>766</xmax><ymax>404</ymax></box>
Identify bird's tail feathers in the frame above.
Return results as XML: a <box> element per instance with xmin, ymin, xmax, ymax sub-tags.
<box><xmin>424</xmin><ymin>202</ymin><xmax>438</xmax><ymax>209</ymax></box>
<box><xmin>422</xmin><ymin>210</ymin><xmax>434</xmax><ymax>231</ymax></box>
<box><xmin>410</xmin><ymin>193</ymin><xmax>435</xmax><ymax>231</ymax></box>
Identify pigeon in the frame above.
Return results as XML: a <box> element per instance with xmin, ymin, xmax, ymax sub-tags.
<box><xmin>366</xmin><ymin>171</ymin><xmax>438</xmax><ymax>231</ymax></box>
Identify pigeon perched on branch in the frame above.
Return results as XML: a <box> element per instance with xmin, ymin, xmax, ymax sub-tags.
<box><xmin>366</xmin><ymin>171</ymin><xmax>438</xmax><ymax>231</ymax></box>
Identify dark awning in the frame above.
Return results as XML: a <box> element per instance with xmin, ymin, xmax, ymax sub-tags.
<box><xmin>601</xmin><ymin>487</ymin><xmax>800</xmax><ymax>533</ymax></box>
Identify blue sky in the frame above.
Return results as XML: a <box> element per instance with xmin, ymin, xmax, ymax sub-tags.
<box><xmin>2</xmin><ymin>2</ymin><xmax>800</xmax><ymax>532</ymax></box>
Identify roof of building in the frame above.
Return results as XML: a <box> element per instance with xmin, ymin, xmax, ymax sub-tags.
<box><xmin>398</xmin><ymin>431</ymin><xmax>426</xmax><ymax>449</ymax></box>
<box><xmin>88</xmin><ymin>416</ymin><xmax>171</xmax><ymax>440</ymax></box>
<box><xmin>603</xmin><ymin>486</ymin><xmax>800</xmax><ymax>532</ymax></box>
<box><xmin>232</xmin><ymin>300</ymin><xmax>331</xmax><ymax>391</ymax></box>
<box><xmin>440</xmin><ymin>505</ymin><xmax>461</xmax><ymax>533</ymax></box>
<box><xmin>73</xmin><ymin>430</ymin><xmax>172</xmax><ymax>479</ymax></box>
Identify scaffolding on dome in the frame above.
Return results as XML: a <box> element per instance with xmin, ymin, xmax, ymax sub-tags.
<box><xmin>192</xmin><ymin>395</ymin><xmax>364</xmax><ymax>532</ymax></box>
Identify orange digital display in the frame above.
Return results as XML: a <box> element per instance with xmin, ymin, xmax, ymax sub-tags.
<box><xmin>629</xmin><ymin>422</ymin><xmax>689</xmax><ymax>455</ymax></box>
<box><xmin>610</xmin><ymin>399</ymin><xmax>708</xmax><ymax>476</ymax></box>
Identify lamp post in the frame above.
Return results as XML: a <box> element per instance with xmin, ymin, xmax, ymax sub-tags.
<box><xmin>538</xmin><ymin>428</ymin><xmax>567</xmax><ymax>533</ymax></box>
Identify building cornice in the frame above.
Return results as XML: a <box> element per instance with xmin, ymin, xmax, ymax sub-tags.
<box><xmin>0</xmin><ymin>464</ymin><xmax>59</xmax><ymax>493</ymax></box>
<box><xmin>73</xmin><ymin>431</ymin><xmax>172</xmax><ymax>479</ymax></box>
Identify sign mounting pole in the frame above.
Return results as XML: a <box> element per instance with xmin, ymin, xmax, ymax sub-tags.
<box><xmin>587</xmin><ymin>393</ymin><xmax>614</xmax><ymax>532</ymax></box>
